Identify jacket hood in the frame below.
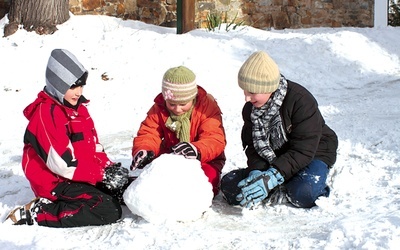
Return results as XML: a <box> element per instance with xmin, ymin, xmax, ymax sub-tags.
<box><xmin>23</xmin><ymin>91</ymin><xmax>52</xmax><ymax>120</ymax></box>
<box><xmin>23</xmin><ymin>91</ymin><xmax>89</xmax><ymax>121</ymax></box>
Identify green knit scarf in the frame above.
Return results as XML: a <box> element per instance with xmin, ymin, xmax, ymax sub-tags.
<box><xmin>165</xmin><ymin>100</ymin><xmax>195</xmax><ymax>142</ymax></box>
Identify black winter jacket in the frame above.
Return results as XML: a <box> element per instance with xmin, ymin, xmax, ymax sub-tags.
<box><xmin>241</xmin><ymin>79</ymin><xmax>338</xmax><ymax>180</ymax></box>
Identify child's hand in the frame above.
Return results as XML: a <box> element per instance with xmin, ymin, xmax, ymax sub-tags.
<box><xmin>102</xmin><ymin>163</ymin><xmax>129</xmax><ymax>190</ymax></box>
<box><xmin>236</xmin><ymin>168</ymin><xmax>284</xmax><ymax>209</ymax></box>
<box><xmin>171</xmin><ymin>142</ymin><xmax>200</xmax><ymax>160</ymax></box>
<box><xmin>131</xmin><ymin>150</ymin><xmax>155</xmax><ymax>170</ymax></box>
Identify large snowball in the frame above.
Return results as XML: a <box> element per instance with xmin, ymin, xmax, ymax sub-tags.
<box><xmin>123</xmin><ymin>154</ymin><xmax>214</xmax><ymax>224</ymax></box>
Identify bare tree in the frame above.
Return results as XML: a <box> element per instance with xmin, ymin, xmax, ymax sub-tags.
<box><xmin>4</xmin><ymin>0</ymin><xmax>69</xmax><ymax>37</ymax></box>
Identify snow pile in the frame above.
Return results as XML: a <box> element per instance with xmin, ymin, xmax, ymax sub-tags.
<box><xmin>1</xmin><ymin>13</ymin><xmax>400</xmax><ymax>249</ymax></box>
<box><xmin>123</xmin><ymin>154</ymin><xmax>213</xmax><ymax>224</ymax></box>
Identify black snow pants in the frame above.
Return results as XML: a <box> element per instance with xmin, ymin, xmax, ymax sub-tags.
<box><xmin>36</xmin><ymin>181</ymin><xmax>122</xmax><ymax>228</ymax></box>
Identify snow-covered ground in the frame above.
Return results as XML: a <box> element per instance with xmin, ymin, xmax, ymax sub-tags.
<box><xmin>0</xmin><ymin>14</ymin><xmax>399</xmax><ymax>249</ymax></box>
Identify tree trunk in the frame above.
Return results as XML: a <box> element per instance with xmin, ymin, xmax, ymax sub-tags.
<box><xmin>4</xmin><ymin>0</ymin><xmax>70</xmax><ymax>37</ymax></box>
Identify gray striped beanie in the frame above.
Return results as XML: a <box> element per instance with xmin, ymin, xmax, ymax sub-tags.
<box><xmin>162</xmin><ymin>66</ymin><xmax>197</xmax><ymax>104</ymax></box>
<box><xmin>45</xmin><ymin>49</ymin><xmax>88</xmax><ymax>103</ymax></box>
<box><xmin>238</xmin><ymin>51</ymin><xmax>280</xmax><ymax>94</ymax></box>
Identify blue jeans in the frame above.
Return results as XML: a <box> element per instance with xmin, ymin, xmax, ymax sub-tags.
<box><xmin>220</xmin><ymin>159</ymin><xmax>330</xmax><ymax>208</ymax></box>
<box><xmin>285</xmin><ymin>159</ymin><xmax>330</xmax><ymax>208</ymax></box>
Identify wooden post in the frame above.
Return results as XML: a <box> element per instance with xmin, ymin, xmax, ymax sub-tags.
<box><xmin>177</xmin><ymin>0</ymin><xmax>195</xmax><ymax>34</ymax></box>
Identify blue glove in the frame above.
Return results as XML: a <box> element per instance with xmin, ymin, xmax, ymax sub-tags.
<box><xmin>236</xmin><ymin>168</ymin><xmax>284</xmax><ymax>209</ymax></box>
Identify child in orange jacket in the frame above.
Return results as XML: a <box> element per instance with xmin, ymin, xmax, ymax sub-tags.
<box><xmin>131</xmin><ymin>66</ymin><xmax>226</xmax><ymax>196</ymax></box>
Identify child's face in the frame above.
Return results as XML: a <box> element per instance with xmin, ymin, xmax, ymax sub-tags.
<box><xmin>166</xmin><ymin>100</ymin><xmax>194</xmax><ymax>116</ymax></box>
<box><xmin>64</xmin><ymin>85</ymin><xmax>83</xmax><ymax>106</ymax></box>
<box><xmin>244</xmin><ymin>90</ymin><xmax>272</xmax><ymax>108</ymax></box>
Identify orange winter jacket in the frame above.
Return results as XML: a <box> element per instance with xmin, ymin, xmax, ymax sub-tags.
<box><xmin>132</xmin><ymin>86</ymin><xmax>226</xmax><ymax>171</ymax></box>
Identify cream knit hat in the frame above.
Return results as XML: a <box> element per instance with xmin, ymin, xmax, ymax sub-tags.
<box><xmin>238</xmin><ymin>51</ymin><xmax>280</xmax><ymax>93</ymax></box>
<box><xmin>162</xmin><ymin>66</ymin><xmax>198</xmax><ymax>104</ymax></box>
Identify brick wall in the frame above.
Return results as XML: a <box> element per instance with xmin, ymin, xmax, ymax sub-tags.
<box><xmin>0</xmin><ymin>0</ymin><xmax>374</xmax><ymax>30</ymax></box>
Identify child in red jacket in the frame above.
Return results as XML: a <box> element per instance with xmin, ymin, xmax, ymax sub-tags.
<box><xmin>5</xmin><ymin>49</ymin><xmax>129</xmax><ymax>227</ymax></box>
<box><xmin>131</xmin><ymin>66</ymin><xmax>226</xmax><ymax>196</ymax></box>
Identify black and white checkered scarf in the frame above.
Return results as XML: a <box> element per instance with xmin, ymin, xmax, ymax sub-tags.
<box><xmin>251</xmin><ymin>77</ymin><xmax>288</xmax><ymax>164</ymax></box>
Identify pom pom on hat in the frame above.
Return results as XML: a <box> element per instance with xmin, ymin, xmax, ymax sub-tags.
<box><xmin>238</xmin><ymin>51</ymin><xmax>280</xmax><ymax>93</ymax></box>
<box><xmin>162</xmin><ymin>66</ymin><xmax>198</xmax><ymax>104</ymax></box>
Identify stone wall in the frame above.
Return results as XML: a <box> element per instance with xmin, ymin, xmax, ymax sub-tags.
<box><xmin>0</xmin><ymin>0</ymin><xmax>374</xmax><ymax>30</ymax></box>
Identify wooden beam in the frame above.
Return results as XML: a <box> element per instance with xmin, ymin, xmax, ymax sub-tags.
<box><xmin>177</xmin><ymin>0</ymin><xmax>195</xmax><ymax>34</ymax></box>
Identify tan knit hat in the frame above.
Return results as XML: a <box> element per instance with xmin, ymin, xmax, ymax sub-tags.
<box><xmin>238</xmin><ymin>51</ymin><xmax>280</xmax><ymax>93</ymax></box>
<box><xmin>162</xmin><ymin>66</ymin><xmax>198</xmax><ymax>104</ymax></box>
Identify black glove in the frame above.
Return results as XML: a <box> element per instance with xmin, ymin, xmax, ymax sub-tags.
<box><xmin>102</xmin><ymin>163</ymin><xmax>129</xmax><ymax>190</ymax></box>
<box><xmin>131</xmin><ymin>150</ymin><xmax>155</xmax><ymax>170</ymax></box>
<box><xmin>171</xmin><ymin>142</ymin><xmax>200</xmax><ymax>160</ymax></box>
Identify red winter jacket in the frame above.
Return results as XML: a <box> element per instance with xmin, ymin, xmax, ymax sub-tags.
<box><xmin>22</xmin><ymin>91</ymin><xmax>111</xmax><ymax>201</ymax></box>
<box><xmin>132</xmin><ymin>86</ymin><xmax>226</xmax><ymax>171</ymax></box>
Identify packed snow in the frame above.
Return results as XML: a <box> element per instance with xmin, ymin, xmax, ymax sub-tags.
<box><xmin>123</xmin><ymin>154</ymin><xmax>213</xmax><ymax>224</ymax></box>
<box><xmin>0</xmin><ymin>13</ymin><xmax>400</xmax><ymax>249</ymax></box>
